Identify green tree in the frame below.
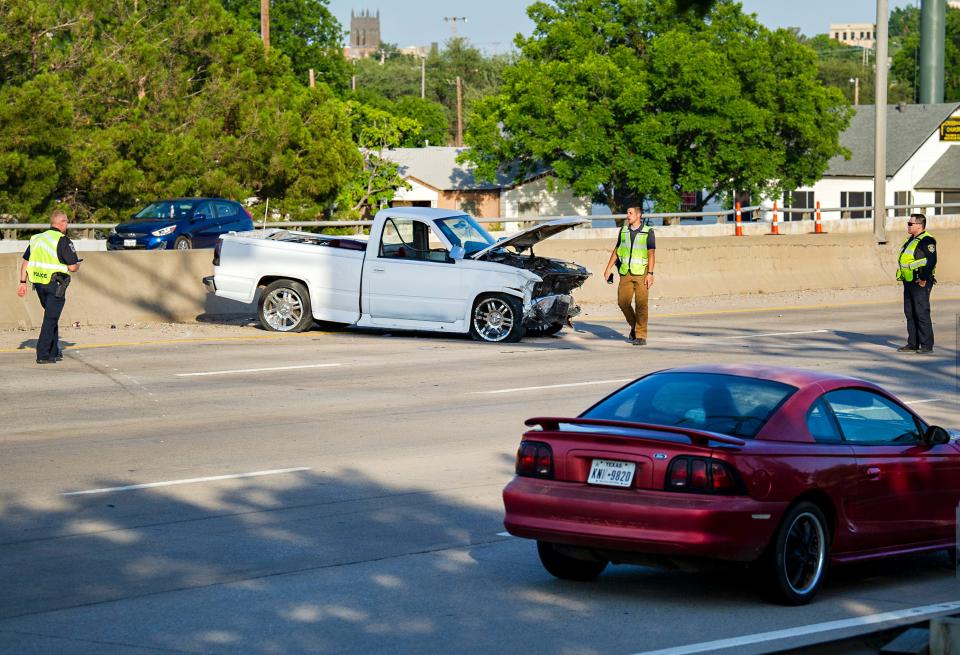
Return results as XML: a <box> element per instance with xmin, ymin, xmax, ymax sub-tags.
<box><xmin>891</xmin><ymin>6</ymin><xmax>960</xmax><ymax>102</ymax></box>
<box><xmin>219</xmin><ymin>0</ymin><xmax>349</xmax><ymax>90</ymax></box>
<box><xmin>0</xmin><ymin>0</ymin><xmax>360</xmax><ymax>222</ymax></box>
<box><xmin>464</xmin><ymin>0</ymin><xmax>851</xmax><ymax>213</ymax></box>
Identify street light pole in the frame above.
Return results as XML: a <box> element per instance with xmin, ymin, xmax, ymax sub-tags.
<box><xmin>455</xmin><ymin>75</ymin><xmax>463</xmax><ymax>147</ymax></box>
<box><xmin>873</xmin><ymin>0</ymin><xmax>888</xmax><ymax>244</ymax></box>
<box><xmin>260</xmin><ymin>0</ymin><xmax>270</xmax><ymax>49</ymax></box>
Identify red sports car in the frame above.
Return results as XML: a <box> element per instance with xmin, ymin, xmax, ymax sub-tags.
<box><xmin>502</xmin><ymin>364</ymin><xmax>959</xmax><ymax>604</ymax></box>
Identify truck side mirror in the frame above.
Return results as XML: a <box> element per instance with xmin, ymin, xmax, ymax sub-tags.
<box><xmin>449</xmin><ymin>246</ymin><xmax>465</xmax><ymax>261</ymax></box>
<box><xmin>924</xmin><ymin>425</ymin><xmax>951</xmax><ymax>446</ymax></box>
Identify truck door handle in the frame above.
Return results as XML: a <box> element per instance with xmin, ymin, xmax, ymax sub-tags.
<box><xmin>372</xmin><ymin>267</ymin><xmax>385</xmax><ymax>273</ymax></box>
<box><xmin>865</xmin><ymin>466</ymin><xmax>881</xmax><ymax>480</ymax></box>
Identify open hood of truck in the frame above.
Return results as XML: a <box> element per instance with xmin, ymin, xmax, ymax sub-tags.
<box><xmin>470</xmin><ymin>217</ymin><xmax>589</xmax><ymax>260</ymax></box>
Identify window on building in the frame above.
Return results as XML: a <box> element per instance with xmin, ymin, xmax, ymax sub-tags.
<box><xmin>786</xmin><ymin>190</ymin><xmax>814</xmax><ymax>221</ymax></box>
<box><xmin>834</xmin><ymin>32</ymin><xmax>839</xmax><ymax>39</ymax></box>
<box><xmin>893</xmin><ymin>191</ymin><xmax>913</xmax><ymax>217</ymax></box>
<box><xmin>840</xmin><ymin>191</ymin><xmax>872</xmax><ymax>219</ymax></box>
<box><xmin>935</xmin><ymin>191</ymin><xmax>960</xmax><ymax>215</ymax></box>
<box><xmin>517</xmin><ymin>201</ymin><xmax>541</xmax><ymax>217</ymax></box>
<box><xmin>843</xmin><ymin>32</ymin><xmax>848</xmax><ymax>40</ymax></box>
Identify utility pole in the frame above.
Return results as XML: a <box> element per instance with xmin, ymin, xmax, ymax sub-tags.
<box><xmin>455</xmin><ymin>75</ymin><xmax>463</xmax><ymax>147</ymax></box>
<box><xmin>260</xmin><ymin>0</ymin><xmax>270</xmax><ymax>49</ymax></box>
<box><xmin>443</xmin><ymin>16</ymin><xmax>467</xmax><ymax>39</ymax></box>
<box><xmin>873</xmin><ymin>0</ymin><xmax>888</xmax><ymax>244</ymax></box>
<box><xmin>420</xmin><ymin>56</ymin><xmax>426</xmax><ymax>99</ymax></box>
<box><xmin>850</xmin><ymin>77</ymin><xmax>860</xmax><ymax>105</ymax></box>
<box><xmin>308</xmin><ymin>69</ymin><xmax>315</xmax><ymax>88</ymax></box>
<box><xmin>919</xmin><ymin>0</ymin><xmax>946</xmax><ymax>102</ymax></box>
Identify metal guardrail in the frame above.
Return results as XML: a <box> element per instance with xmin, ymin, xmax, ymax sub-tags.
<box><xmin>2</xmin><ymin>203</ymin><xmax>960</xmax><ymax>238</ymax></box>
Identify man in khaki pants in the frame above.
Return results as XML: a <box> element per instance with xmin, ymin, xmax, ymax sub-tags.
<box><xmin>602</xmin><ymin>206</ymin><xmax>656</xmax><ymax>345</ymax></box>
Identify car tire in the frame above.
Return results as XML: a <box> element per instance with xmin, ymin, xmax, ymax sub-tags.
<box><xmin>470</xmin><ymin>294</ymin><xmax>525</xmax><ymax>343</ymax></box>
<box><xmin>525</xmin><ymin>321</ymin><xmax>565</xmax><ymax>338</ymax></box>
<box><xmin>258</xmin><ymin>280</ymin><xmax>313</xmax><ymax>333</ymax></box>
<box><xmin>174</xmin><ymin>236</ymin><xmax>192</xmax><ymax>250</ymax></box>
<box><xmin>762</xmin><ymin>501</ymin><xmax>830</xmax><ymax>605</ymax></box>
<box><xmin>537</xmin><ymin>541</ymin><xmax>608</xmax><ymax>581</ymax></box>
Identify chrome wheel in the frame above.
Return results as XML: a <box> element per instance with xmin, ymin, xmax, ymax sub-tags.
<box><xmin>263</xmin><ymin>287</ymin><xmax>304</xmax><ymax>332</ymax></box>
<box><xmin>782</xmin><ymin>511</ymin><xmax>826</xmax><ymax>597</ymax></box>
<box><xmin>473</xmin><ymin>297</ymin><xmax>516</xmax><ymax>342</ymax></box>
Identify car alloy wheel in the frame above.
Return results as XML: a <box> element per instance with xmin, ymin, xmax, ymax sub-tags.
<box><xmin>783</xmin><ymin>510</ymin><xmax>826</xmax><ymax>596</ymax></box>
<box><xmin>263</xmin><ymin>288</ymin><xmax>304</xmax><ymax>331</ymax></box>
<box><xmin>764</xmin><ymin>501</ymin><xmax>829</xmax><ymax>605</ymax></box>
<box><xmin>472</xmin><ymin>296</ymin><xmax>517</xmax><ymax>342</ymax></box>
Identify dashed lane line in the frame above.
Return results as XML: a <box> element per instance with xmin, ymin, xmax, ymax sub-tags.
<box><xmin>176</xmin><ymin>363</ymin><xmax>342</xmax><ymax>377</ymax></box>
<box><xmin>61</xmin><ymin>467</ymin><xmax>312</xmax><ymax>496</ymax></box>
<box><xmin>0</xmin><ymin>332</ymin><xmax>318</xmax><ymax>354</ymax></box>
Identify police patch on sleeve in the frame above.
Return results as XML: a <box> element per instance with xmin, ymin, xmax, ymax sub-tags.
<box><xmin>928</xmin><ymin>244</ymin><xmax>935</xmax><ymax>253</ymax></box>
<box><xmin>68</xmin><ymin>242</ymin><xmax>76</xmax><ymax>253</ymax></box>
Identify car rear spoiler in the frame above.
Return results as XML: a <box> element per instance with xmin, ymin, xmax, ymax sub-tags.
<box><xmin>524</xmin><ymin>417</ymin><xmax>747</xmax><ymax>447</ymax></box>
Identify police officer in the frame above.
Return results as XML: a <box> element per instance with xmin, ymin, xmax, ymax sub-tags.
<box><xmin>602</xmin><ymin>206</ymin><xmax>656</xmax><ymax>345</ymax></box>
<box><xmin>896</xmin><ymin>213</ymin><xmax>936</xmax><ymax>354</ymax></box>
<box><xmin>17</xmin><ymin>210</ymin><xmax>81</xmax><ymax>364</ymax></box>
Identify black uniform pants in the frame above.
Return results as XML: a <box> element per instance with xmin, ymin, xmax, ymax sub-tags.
<box><xmin>903</xmin><ymin>281</ymin><xmax>933</xmax><ymax>349</ymax></box>
<box><xmin>35</xmin><ymin>282</ymin><xmax>65</xmax><ymax>360</ymax></box>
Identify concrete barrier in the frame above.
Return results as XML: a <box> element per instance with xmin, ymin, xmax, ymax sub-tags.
<box><xmin>2</xmin><ymin>230</ymin><xmax>956</xmax><ymax>329</ymax></box>
<box><xmin>1</xmin><ymin>250</ymin><xmax>252</xmax><ymax>330</ymax></box>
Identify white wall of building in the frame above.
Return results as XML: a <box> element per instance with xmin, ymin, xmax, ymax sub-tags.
<box><xmin>500</xmin><ymin>176</ymin><xmax>591</xmax><ymax>219</ymax></box>
<box><xmin>791</xmin><ymin>108</ymin><xmax>960</xmax><ymax>220</ymax></box>
<box><xmin>391</xmin><ymin>178</ymin><xmax>438</xmax><ymax>207</ymax></box>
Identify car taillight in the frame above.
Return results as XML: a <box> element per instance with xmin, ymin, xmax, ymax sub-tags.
<box><xmin>666</xmin><ymin>457</ymin><xmax>744</xmax><ymax>495</ymax></box>
<box><xmin>516</xmin><ymin>441</ymin><xmax>553</xmax><ymax>479</ymax></box>
<box><xmin>213</xmin><ymin>238</ymin><xmax>222</xmax><ymax>266</ymax></box>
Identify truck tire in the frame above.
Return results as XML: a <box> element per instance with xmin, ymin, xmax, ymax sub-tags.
<box><xmin>259</xmin><ymin>280</ymin><xmax>313</xmax><ymax>332</ymax></box>
<box><xmin>470</xmin><ymin>293</ymin><xmax>525</xmax><ymax>343</ymax></box>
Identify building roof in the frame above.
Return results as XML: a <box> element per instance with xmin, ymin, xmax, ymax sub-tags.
<box><xmin>825</xmin><ymin>102</ymin><xmax>960</xmax><ymax>177</ymax></box>
<box><xmin>381</xmin><ymin>147</ymin><xmax>549</xmax><ymax>192</ymax></box>
<box><xmin>915</xmin><ymin>146</ymin><xmax>960</xmax><ymax>190</ymax></box>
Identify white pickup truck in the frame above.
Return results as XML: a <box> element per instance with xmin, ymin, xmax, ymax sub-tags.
<box><xmin>203</xmin><ymin>208</ymin><xmax>590</xmax><ymax>342</ymax></box>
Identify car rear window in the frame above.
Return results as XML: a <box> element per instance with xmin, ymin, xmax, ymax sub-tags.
<box><xmin>581</xmin><ymin>372</ymin><xmax>797</xmax><ymax>439</ymax></box>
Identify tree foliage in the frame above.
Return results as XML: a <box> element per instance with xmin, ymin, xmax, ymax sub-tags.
<box><xmin>891</xmin><ymin>5</ymin><xmax>960</xmax><ymax>102</ymax></box>
<box><xmin>464</xmin><ymin>0</ymin><xmax>852</xmax><ymax>213</ymax></box>
<box><xmin>219</xmin><ymin>0</ymin><xmax>349</xmax><ymax>91</ymax></box>
<box><xmin>0</xmin><ymin>0</ymin><xmax>360</xmax><ymax>222</ymax></box>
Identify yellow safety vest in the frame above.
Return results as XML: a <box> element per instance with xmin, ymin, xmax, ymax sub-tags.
<box><xmin>27</xmin><ymin>229</ymin><xmax>69</xmax><ymax>284</ymax></box>
<box><xmin>896</xmin><ymin>231</ymin><xmax>934</xmax><ymax>282</ymax></box>
<box><xmin>617</xmin><ymin>223</ymin><xmax>651</xmax><ymax>276</ymax></box>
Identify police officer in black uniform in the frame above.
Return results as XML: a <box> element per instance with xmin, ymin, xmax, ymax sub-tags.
<box><xmin>17</xmin><ymin>210</ymin><xmax>81</xmax><ymax>364</ymax></box>
<box><xmin>896</xmin><ymin>213</ymin><xmax>937</xmax><ymax>354</ymax></box>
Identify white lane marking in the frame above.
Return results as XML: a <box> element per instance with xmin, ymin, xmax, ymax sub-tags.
<box><xmin>61</xmin><ymin>468</ymin><xmax>312</xmax><ymax>496</ymax></box>
<box><xmin>176</xmin><ymin>363</ymin><xmax>341</xmax><ymax>377</ymax></box>
<box><xmin>468</xmin><ymin>378</ymin><xmax>634</xmax><ymax>395</ymax></box>
<box><xmin>905</xmin><ymin>398</ymin><xmax>941</xmax><ymax>405</ymax></box>
<box><xmin>720</xmin><ymin>329</ymin><xmax>830</xmax><ymax>340</ymax></box>
<box><xmin>630</xmin><ymin>600</ymin><xmax>960</xmax><ymax>655</ymax></box>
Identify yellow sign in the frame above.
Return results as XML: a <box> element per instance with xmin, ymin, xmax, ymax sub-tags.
<box><xmin>941</xmin><ymin>118</ymin><xmax>960</xmax><ymax>141</ymax></box>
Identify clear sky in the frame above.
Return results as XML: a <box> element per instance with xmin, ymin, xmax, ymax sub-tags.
<box><xmin>326</xmin><ymin>0</ymin><xmax>920</xmax><ymax>54</ymax></box>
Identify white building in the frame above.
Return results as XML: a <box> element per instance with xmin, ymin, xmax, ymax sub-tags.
<box><xmin>380</xmin><ymin>147</ymin><xmax>592</xmax><ymax>221</ymax></box>
<box><xmin>787</xmin><ymin>103</ymin><xmax>960</xmax><ymax>220</ymax></box>
<box><xmin>830</xmin><ymin>22</ymin><xmax>875</xmax><ymax>49</ymax></box>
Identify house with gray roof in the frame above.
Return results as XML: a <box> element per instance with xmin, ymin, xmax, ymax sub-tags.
<box><xmin>788</xmin><ymin>102</ymin><xmax>960</xmax><ymax>220</ymax></box>
<box><xmin>380</xmin><ymin>147</ymin><xmax>591</xmax><ymax>220</ymax></box>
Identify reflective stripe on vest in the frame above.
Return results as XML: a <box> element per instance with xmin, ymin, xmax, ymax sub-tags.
<box><xmin>896</xmin><ymin>231</ymin><xmax>934</xmax><ymax>282</ymax></box>
<box><xmin>617</xmin><ymin>224</ymin><xmax>650</xmax><ymax>275</ymax></box>
<box><xmin>27</xmin><ymin>229</ymin><xmax>69</xmax><ymax>284</ymax></box>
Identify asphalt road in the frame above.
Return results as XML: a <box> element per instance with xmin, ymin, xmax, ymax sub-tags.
<box><xmin>2</xmin><ymin>292</ymin><xmax>959</xmax><ymax>655</ymax></box>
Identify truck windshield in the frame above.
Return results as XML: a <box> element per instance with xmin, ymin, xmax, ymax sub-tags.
<box><xmin>434</xmin><ymin>215</ymin><xmax>496</xmax><ymax>255</ymax></box>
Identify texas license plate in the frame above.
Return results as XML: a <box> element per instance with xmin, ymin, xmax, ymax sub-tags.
<box><xmin>123</xmin><ymin>239</ymin><xmax>136</xmax><ymax>247</ymax></box>
<box><xmin>587</xmin><ymin>459</ymin><xmax>636</xmax><ymax>488</ymax></box>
